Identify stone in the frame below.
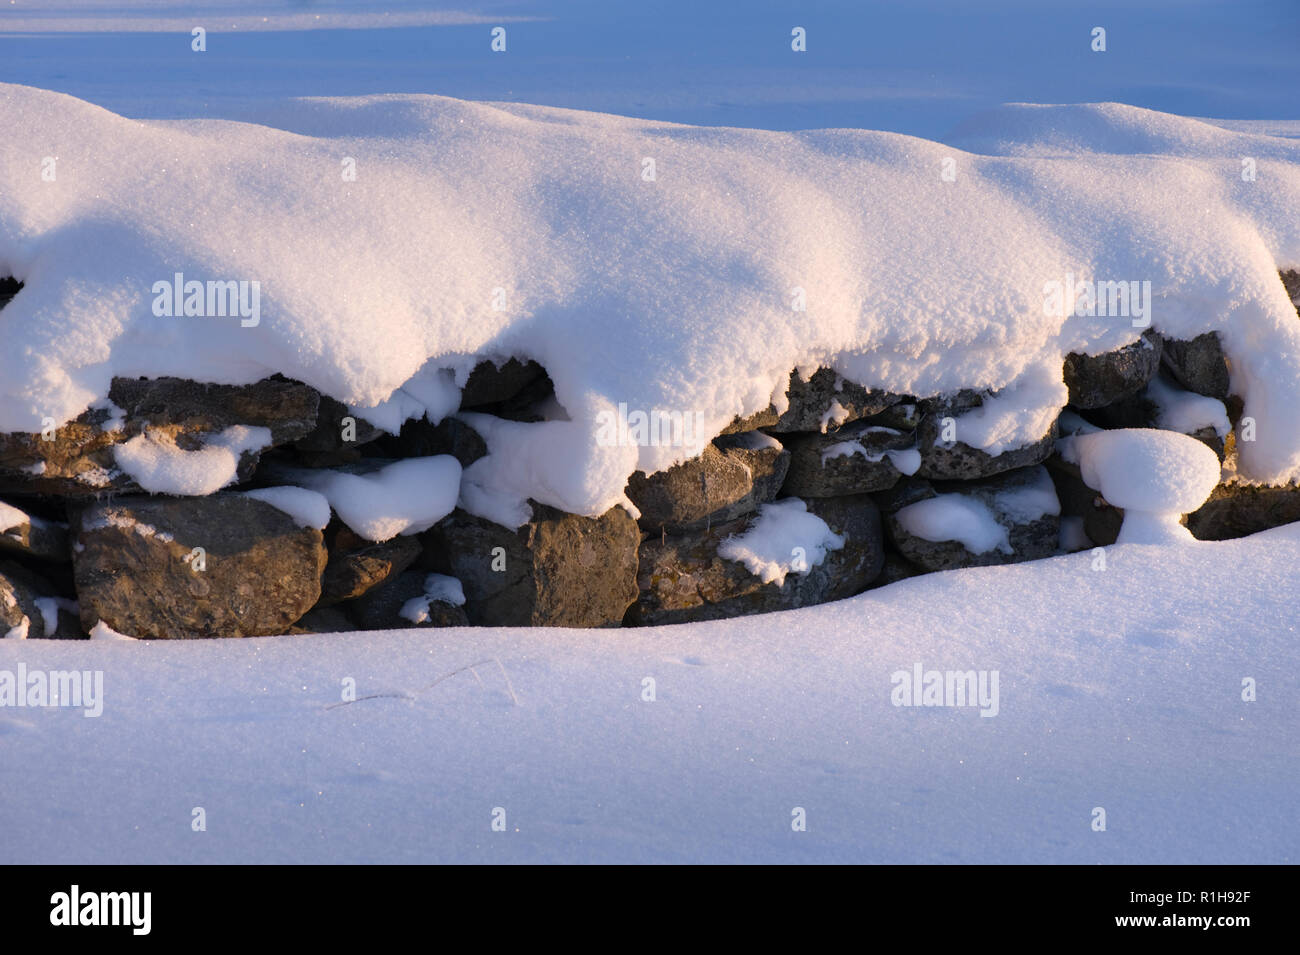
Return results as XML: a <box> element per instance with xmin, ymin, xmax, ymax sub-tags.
<box><xmin>1281</xmin><ymin>269</ymin><xmax>1300</xmax><ymax>316</ymax></box>
<box><xmin>1064</xmin><ymin>428</ymin><xmax>1220</xmax><ymax>544</ymax></box>
<box><xmin>627</xmin><ymin>494</ymin><xmax>885</xmax><ymax>626</ymax></box>
<box><xmin>0</xmin><ymin>376</ymin><xmax>320</xmax><ymax>496</ymax></box>
<box><xmin>349</xmin><ymin>572</ymin><xmax>468</xmax><ymax>629</ymax></box>
<box><xmin>319</xmin><ymin>525</ymin><xmax>422</xmax><ymax>605</ymax></box>
<box><xmin>868</xmin><ymin>400</ymin><xmax>922</xmax><ymax>431</ymax></box>
<box><xmin>781</xmin><ymin>422</ymin><xmax>918</xmax><ymax>497</ymax></box>
<box><xmin>460</xmin><ymin>358</ymin><xmax>547</xmax><ymax>409</ymax></box>
<box><xmin>1160</xmin><ymin>333</ymin><xmax>1230</xmax><ymax>400</ymax></box>
<box><xmin>886</xmin><ymin>466</ymin><xmax>1061</xmax><ymax>572</ymax></box>
<box><xmin>722</xmin><ymin>368</ymin><xmax>899</xmax><ymax>434</ymax></box>
<box><xmin>373</xmin><ymin>416</ymin><xmax>488</xmax><ymax>469</ymax></box>
<box><xmin>1</xmin><ymin>566</ymin><xmax>40</xmax><ymax>639</ymax></box>
<box><xmin>1187</xmin><ymin>482</ymin><xmax>1300</xmax><ymax>541</ymax></box>
<box><xmin>287</xmin><ymin>605</ymin><xmax>358</xmax><ymax>635</ymax></box>
<box><xmin>864</xmin><ymin>550</ymin><xmax>924</xmax><ymax>590</ymax></box>
<box><xmin>872</xmin><ymin>476</ymin><xmax>938</xmax><ymax>516</ymax></box>
<box><xmin>0</xmin><ymin>276</ymin><xmax>20</xmax><ymax>310</ymax></box>
<box><xmin>106</xmin><ymin>375</ymin><xmax>319</xmax><ymax>447</ymax></box>
<box><xmin>71</xmin><ymin>494</ymin><xmax>326</xmax><ymax>638</ymax></box>
<box><xmin>0</xmin><ymin>500</ymin><xmax>70</xmax><ymax>561</ymax></box>
<box><xmin>1</xmin><ymin>561</ymin><xmax>82</xmax><ymax>639</ymax></box>
<box><xmin>805</xmin><ymin>495</ymin><xmax>888</xmax><ymax>599</ymax></box>
<box><xmin>1062</xmin><ymin>331</ymin><xmax>1162</xmax><ymax>409</ymax></box>
<box><xmin>1044</xmin><ymin>455</ymin><xmax>1122</xmax><ymax>547</ymax></box>
<box><xmin>451</xmin><ymin>359</ymin><xmax>555</xmax><ymax>422</ymax></box>
<box><xmin>1086</xmin><ymin>373</ymin><xmax>1227</xmax><ymax>460</ymax></box>
<box><xmin>625</xmin><ymin>432</ymin><xmax>789</xmax><ymax>534</ymax></box>
<box><xmin>293</xmin><ymin>395</ymin><xmax>383</xmax><ymax>454</ymax></box>
<box><xmin>426</xmin><ymin>503</ymin><xmax>640</xmax><ymax>627</ymax></box>
<box><xmin>915</xmin><ymin>391</ymin><xmax>1057</xmax><ymax>481</ymax></box>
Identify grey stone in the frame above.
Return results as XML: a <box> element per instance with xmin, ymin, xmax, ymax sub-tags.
<box><xmin>0</xmin><ymin>376</ymin><xmax>320</xmax><ymax>496</ymax></box>
<box><xmin>71</xmin><ymin>494</ymin><xmax>326</xmax><ymax>638</ymax></box>
<box><xmin>375</xmin><ymin>416</ymin><xmax>487</xmax><ymax>469</ymax></box>
<box><xmin>293</xmin><ymin>395</ymin><xmax>383</xmax><ymax>454</ymax></box>
<box><xmin>288</xmin><ymin>605</ymin><xmax>359</xmax><ymax>634</ymax></box>
<box><xmin>1062</xmin><ymin>331</ymin><xmax>1162</xmax><ymax>409</ymax></box>
<box><xmin>1160</xmin><ymin>333</ymin><xmax>1230</xmax><ymax>400</ymax></box>
<box><xmin>868</xmin><ymin>400</ymin><xmax>922</xmax><ymax>431</ymax></box>
<box><xmin>1044</xmin><ymin>455</ymin><xmax>1122</xmax><ymax>547</ymax></box>
<box><xmin>781</xmin><ymin>421</ymin><xmax>917</xmax><ymax>497</ymax></box>
<box><xmin>722</xmin><ymin>368</ymin><xmax>899</xmax><ymax>434</ymax></box>
<box><xmin>886</xmin><ymin>466</ymin><xmax>1061</xmax><ymax>572</ymax></box>
<box><xmin>105</xmin><ymin>375</ymin><xmax>319</xmax><ymax>447</ymax></box>
<box><xmin>1281</xmin><ymin>269</ymin><xmax>1300</xmax><ymax>316</ymax></box>
<box><xmin>915</xmin><ymin>391</ymin><xmax>1057</xmax><ymax>480</ymax></box>
<box><xmin>627</xmin><ymin>494</ymin><xmax>884</xmax><ymax>626</ymax></box>
<box><xmin>426</xmin><ymin>503</ymin><xmax>640</xmax><ymax>627</ymax></box>
<box><xmin>349</xmin><ymin>571</ymin><xmax>468</xmax><ymax>629</ymax></box>
<box><xmin>460</xmin><ymin>358</ymin><xmax>547</xmax><ymax>409</ymax></box>
<box><xmin>1087</xmin><ymin>372</ymin><xmax>1226</xmax><ymax>460</ymax></box>
<box><xmin>626</xmin><ymin>432</ymin><xmax>789</xmax><ymax>534</ymax></box>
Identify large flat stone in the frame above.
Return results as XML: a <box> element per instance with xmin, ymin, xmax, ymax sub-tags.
<box><xmin>71</xmin><ymin>494</ymin><xmax>326</xmax><ymax>638</ymax></box>
<box><xmin>626</xmin><ymin>432</ymin><xmax>789</xmax><ymax>534</ymax></box>
<box><xmin>628</xmin><ymin>494</ymin><xmax>884</xmax><ymax>626</ymax></box>
<box><xmin>915</xmin><ymin>392</ymin><xmax>1057</xmax><ymax>481</ymax></box>
<box><xmin>886</xmin><ymin>466</ymin><xmax>1061</xmax><ymax>572</ymax></box>
<box><xmin>781</xmin><ymin>422</ymin><xmax>918</xmax><ymax>497</ymax></box>
<box><xmin>0</xmin><ymin>376</ymin><xmax>320</xmax><ymax>496</ymax></box>
<box><xmin>1063</xmin><ymin>331</ymin><xmax>1162</xmax><ymax>409</ymax></box>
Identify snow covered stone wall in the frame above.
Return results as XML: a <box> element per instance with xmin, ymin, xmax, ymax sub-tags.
<box><xmin>3</xmin><ymin>89</ymin><xmax>1300</xmax><ymax>637</ymax></box>
<box><xmin>2</xmin><ymin>308</ymin><xmax>1299</xmax><ymax>637</ymax></box>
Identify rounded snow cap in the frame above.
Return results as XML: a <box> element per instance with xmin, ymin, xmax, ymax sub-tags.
<box><xmin>1065</xmin><ymin>428</ymin><xmax>1220</xmax><ymax>543</ymax></box>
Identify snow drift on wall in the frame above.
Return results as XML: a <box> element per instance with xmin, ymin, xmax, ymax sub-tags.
<box><xmin>1</xmin><ymin>85</ymin><xmax>1298</xmax><ymax>521</ymax></box>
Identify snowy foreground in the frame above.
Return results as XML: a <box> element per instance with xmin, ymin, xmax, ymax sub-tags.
<box><xmin>3</xmin><ymin>525</ymin><xmax>1296</xmax><ymax>864</ymax></box>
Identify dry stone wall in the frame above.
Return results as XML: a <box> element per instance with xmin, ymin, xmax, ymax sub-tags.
<box><xmin>3</xmin><ymin>273</ymin><xmax>1299</xmax><ymax>637</ymax></box>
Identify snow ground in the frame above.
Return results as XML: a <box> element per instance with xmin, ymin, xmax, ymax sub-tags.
<box><xmin>2</xmin><ymin>525</ymin><xmax>1296</xmax><ymax>864</ymax></box>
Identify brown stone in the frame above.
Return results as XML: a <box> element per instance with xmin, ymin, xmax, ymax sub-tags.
<box><xmin>71</xmin><ymin>494</ymin><xmax>326</xmax><ymax>638</ymax></box>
